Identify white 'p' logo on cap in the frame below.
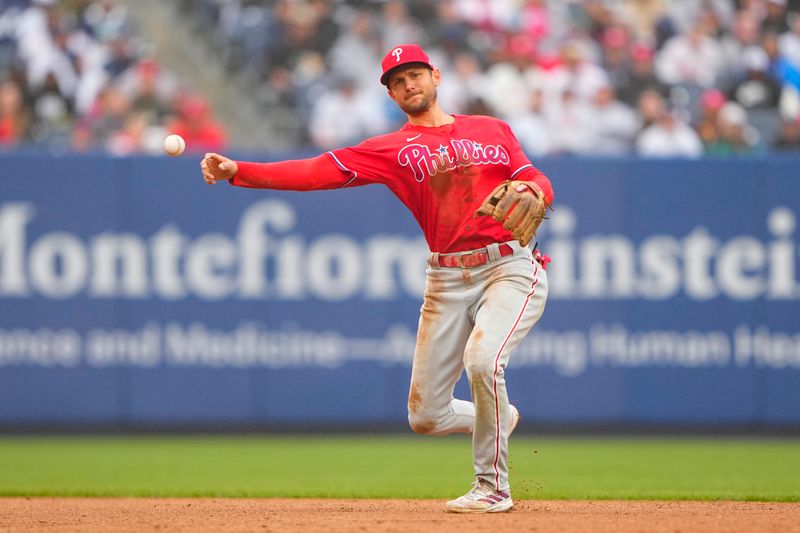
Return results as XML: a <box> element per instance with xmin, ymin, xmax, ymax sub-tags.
<box><xmin>392</xmin><ymin>48</ymin><xmax>403</xmax><ymax>62</ymax></box>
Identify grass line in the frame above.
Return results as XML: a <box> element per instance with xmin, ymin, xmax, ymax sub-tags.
<box><xmin>0</xmin><ymin>436</ymin><xmax>797</xmax><ymax>501</ymax></box>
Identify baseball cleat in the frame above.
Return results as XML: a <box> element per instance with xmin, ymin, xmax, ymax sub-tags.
<box><xmin>509</xmin><ymin>404</ymin><xmax>520</xmax><ymax>435</ymax></box>
<box><xmin>446</xmin><ymin>479</ymin><xmax>513</xmax><ymax>513</ymax></box>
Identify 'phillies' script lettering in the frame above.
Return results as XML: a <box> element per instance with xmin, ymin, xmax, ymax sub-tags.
<box><xmin>397</xmin><ymin>139</ymin><xmax>510</xmax><ymax>182</ymax></box>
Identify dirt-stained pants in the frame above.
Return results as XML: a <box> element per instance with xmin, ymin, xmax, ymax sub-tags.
<box><xmin>407</xmin><ymin>241</ymin><xmax>548</xmax><ymax>493</ymax></box>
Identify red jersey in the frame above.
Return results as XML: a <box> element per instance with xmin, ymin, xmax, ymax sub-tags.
<box><xmin>232</xmin><ymin>114</ymin><xmax>553</xmax><ymax>253</ymax></box>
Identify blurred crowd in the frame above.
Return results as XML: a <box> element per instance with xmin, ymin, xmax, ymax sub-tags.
<box><xmin>0</xmin><ymin>0</ymin><xmax>227</xmax><ymax>154</ymax></box>
<box><xmin>186</xmin><ymin>0</ymin><xmax>800</xmax><ymax>156</ymax></box>
<box><xmin>3</xmin><ymin>0</ymin><xmax>800</xmax><ymax>157</ymax></box>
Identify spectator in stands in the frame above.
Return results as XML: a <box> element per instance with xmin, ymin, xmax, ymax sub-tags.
<box><xmin>309</xmin><ymin>76</ymin><xmax>389</xmax><ymax>149</ymax></box>
<box><xmin>779</xmin><ymin>12</ymin><xmax>800</xmax><ymax>68</ymax></box>
<box><xmin>705</xmin><ymin>101</ymin><xmax>758</xmax><ymax>155</ymax></box>
<box><xmin>436</xmin><ymin>52</ymin><xmax>486</xmax><ymax>115</ymax></box>
<box><xmin>587</xmin><ymin>84</ymin><xmax>640</xmax><ymax>155</ymax></box>
<box><xmin>636</xmin><ymin>96</ymin><xmax>704</xmax><ymax>157</ymax></box>
<box><xmin>600</xmin><ymin>26</ymin><xmax>633</xmax><ymax>88</ymax></box>
<box><xmin>257</xmin><ymin>65</ymin><xmax>300</xmax><ymax>114</ymax></box>
<box><xmin>772</xmin><ymin>117</ymin><xmax>800</xmax><ymax>149</ymax></box>
<box><xmin>0</xmin><ymin>79</ymin><xmax>30</xmax><ymax>147</ymax></box>
<box><xmin>80</xmin><ymin>0</ymin><xmax>134</xmax><ymax>43</ymax></box>
<box><xmin>106</xmin><ymin>109</ymin><xmax>148</xmax><ymax>155</ymax></box>
<box><xmin>29</xmin><ymin>71</ymin><xmax>74</xmax><ymax>144</ymax></box>
<box><xmin>695</xmin><ymin>89</ymin><xmax>728</xmax><ymax>148</ymax></box>
<box><xmin>613</xmin><ymin>0</ymin><xmax>669</xmax><ymax>43</ymax></box>
<box><xmin>541</xmin><ymin>41</ymin><xmax>609</xmax><ymax>105</ymax></box>
<box><xmin>70</xmin><ymin>35</ymin><xmax>111</xmax><ymax>118</ymax></box>
<box><xmin>70</xmin><ymin>121</ymin><xmax>93</xmax><ymax>152</ymax></box>
<box><xmin>719</xmin><ymin>10</ymin><xmax>763</xmax><ymax>88</ymax></box>
<box><xmin>655</xmin><ymin>19</ymin><xmax>725</xmax><ymax>88</ymax></box>
<box><xmin>75</xmin><ymin>85</ymin><xmax>129</xmax><ymax>149</ymax></box>
<box><xmin>15</xmin><ymin>1</ymin><xmax>58</xmax><ymax>85</ymax></box>
<box><xmin>582</xmin><ymin>0</ymin><xmax>615</xmax><ymax>44</ymax></box>
<box><xmin>728</xmin><ymin>45</ymin><xmax>784</xmax><ymax>110</ymax></box>
<box><xmin>545</xmin><ymin>88</ymin><xmax>597</xmax><ymax>155</ymax></box>
<box><xmin>507</xmin><ymin>88</ymin><xmax>552</xmax><ymax>157</ymax></box>
<box><xmin>308</xmin><ymin>0</ymin><xmax>339</xmax><ymax>55</ymax></box>
<box><xmin>665</xmin><ymin>0</ymin><xmax>734</xmax><ymax>36</ymax></box>
<box><xmin>734</xmin><ymin>0</ymin><xmax>758</xmax><ymax>19</ymax></box>
<box><xmin>427</xmin><ymin>0</ymin><xmax>471</xmax><ymax>55</ymax></box>
<box><xmin>290</xmin><ymin>51</ymin><xmax>329</xmax><ymax>124</ymax></box>
<box><xmin>117</xmin><ymin>58</ymin><xmax>177</xmax><ymax>121</ymax></box>
<box><xmin>263</xmin><ymin>3</ymin><xmax>313</xmax><ymax>74</ymax></box>
<box><xmin>217</xmin><ymin>0</ymin><xmax>275</xmax><ymax>75</ymax></box>
<box><xmin>102</xmin><ymin>29</ymin><xmax>137</xmax><ymax>79</ymax></box>
<box><xmin>481</xmin><ymin>42</ymin><xmax>535</xmax><ymax>118</ymax></box>
<box><xmin>327</xmin><ymin>10</ymin><xmax>381</xmax><ymax>88</ymax></box>
<box><xmin>167</xmin><ymin>94</ymin><xmax>227</xmax><ymax>153</ymax></box>
<box><xmin>520</xmin><ymin>0</ymin><xmax>551</xmax><ymax>43</ymax></box>
<box><xmin>636</xmin><ymin>87</ymin><xmax>667</xmax><ymax>130</ymax></box>
<box><xmin>380</xmin><ymin>1</ymin><xmax>426</xmax><ymax>51</ymax></box>
<box><xmin>764</xmin><ymin>31</ymin><xmax>800</xmax><ymax>91</ymax></box>
<box><xmin>464</xmin><ymin>97</ymin><xmax>493</xmax><ymax>116</ymax></box>
<box><xmin>616</xmin><ymin>43</ymin><xmax>667</xmax><ymax>107</ymax></box>
<box><xmin>763</xmin><ymin>0</ymin><xmax>791</xmax><ymax>35</ymax></box>
<box><xmin>451</xmin><ymin>0</ymin><xmax>519</xmax><ymax>33</ymax></box>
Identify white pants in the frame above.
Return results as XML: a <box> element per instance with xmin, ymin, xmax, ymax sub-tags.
<box><xmin>407</xmin><ymin>241</ymin><xmax>548</xmax><ymax>493</ymax></box>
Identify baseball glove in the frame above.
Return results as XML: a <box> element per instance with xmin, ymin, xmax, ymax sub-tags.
<box><xmin>475</xmin><ymin>181</ymin><xmax>548</xmax><ymax>247</ymax></box>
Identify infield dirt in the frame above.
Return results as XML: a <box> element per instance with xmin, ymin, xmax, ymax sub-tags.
<box><xmin>1</xmin><ymin>498</ymin><xmax>798</xmax><ymax>533</ymax></box>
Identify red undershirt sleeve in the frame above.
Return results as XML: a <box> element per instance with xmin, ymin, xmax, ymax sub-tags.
<box><xmin>229</xmin><ymin>154</ymin><xmax>354</xmax><ymax>191</ymax></box>
<box><xmin>514</xmin><ymin>165</ymin><xmax>555</xmax><ymax>206</ymax></box>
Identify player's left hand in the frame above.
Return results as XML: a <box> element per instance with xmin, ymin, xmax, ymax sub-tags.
<box><xmin>201</xmin><ymin>153</ymin><xmax>238</xmax><ymax>185</ymax></box>
<box><xmin>475</xmin><ymin>180</ymin><xmax>548</xmax><ymax>247</ymax></box>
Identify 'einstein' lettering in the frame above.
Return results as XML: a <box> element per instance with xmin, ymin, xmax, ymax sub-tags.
<box><xmin>397</xmin><ymin>139</ymin><xmax>510</xmax><ymax>182</ymax></box>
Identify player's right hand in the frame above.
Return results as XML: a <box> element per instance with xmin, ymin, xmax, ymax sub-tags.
<box><xmin>201</xmin><ymin>153</ymin><xmax>238</xmax><ymax>185</ymax></box>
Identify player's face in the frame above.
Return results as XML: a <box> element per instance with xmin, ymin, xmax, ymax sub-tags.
<box><xmin>387</xmin><ymin>65</ymin><xmax>440</xmax><ymax>115</ymax></box>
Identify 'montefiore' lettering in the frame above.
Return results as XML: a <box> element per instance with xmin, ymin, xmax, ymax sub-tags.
<box><xmin>0</xmin><ymin>201</ymin><xmax>428</xmax><ymax>302</ymax></box>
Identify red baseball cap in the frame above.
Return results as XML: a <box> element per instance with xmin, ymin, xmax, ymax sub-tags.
<box><xmin>380</xmin><ymin>44</ymin><xmax>435</xmax><ymax>86</ymax></box>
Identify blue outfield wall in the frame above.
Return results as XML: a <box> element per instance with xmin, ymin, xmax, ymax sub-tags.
<box><xmin>0</xmin><ymin>154</ymin><xmax>799</xmax><ymax>428</ymax></box>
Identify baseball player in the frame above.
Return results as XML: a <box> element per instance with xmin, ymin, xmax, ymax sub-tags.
<box><xmin>201</xmin><ymin>44</ymin><xmax>554</xmax><ymax>513</ymax></box>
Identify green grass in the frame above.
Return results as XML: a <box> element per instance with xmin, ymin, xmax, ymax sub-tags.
<box><xmin>0</xmin><ymin>436</ymin><xmax>798</xmax><ymax>500</ymax></box>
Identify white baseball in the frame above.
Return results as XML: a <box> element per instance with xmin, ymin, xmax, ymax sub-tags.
<box><xmin>164</xmin><ymin>134</ymin><xmax>186</xmax><ymax>156</ymax></box>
